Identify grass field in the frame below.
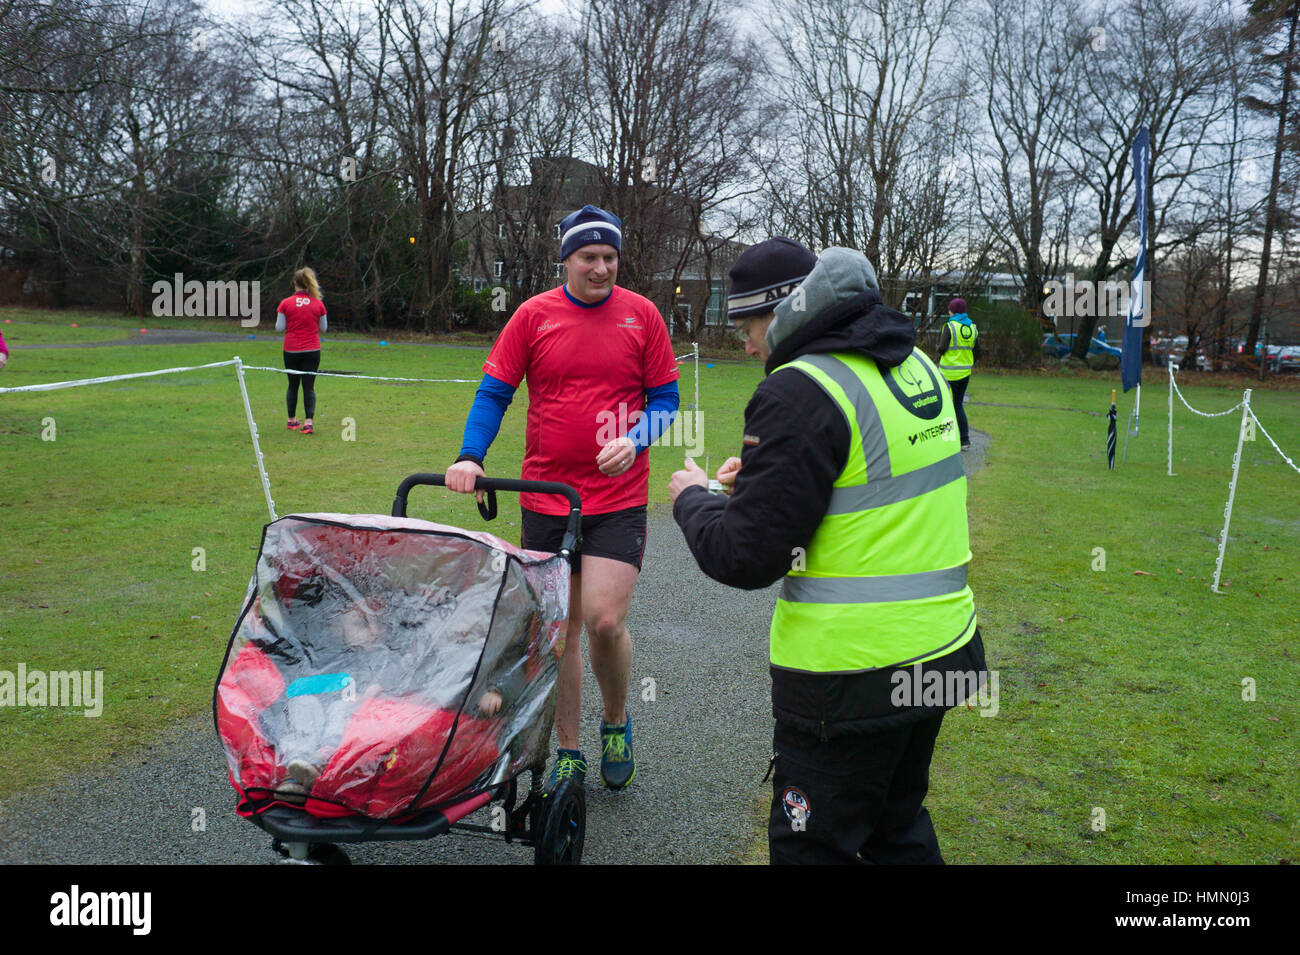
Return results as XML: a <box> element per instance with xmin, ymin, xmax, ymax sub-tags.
<box><xmin>2</xmin><ymin>306</ymin><xmax>1297</xmax><ymax>863</ymax></box>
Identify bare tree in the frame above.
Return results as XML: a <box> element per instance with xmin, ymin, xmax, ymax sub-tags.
<box><xmin>975</xmin><ymin>0</ymin><xmax>1086</xmax><ymax>331</ymax></box>
<box><xmin>1242</xmin><ymin>0</ymin><xmax>1300</xmax><ymax>355</ymax></box>
<box><xmin>1059</xmin><ymin>0</ymin><xmax>1235</xmax><ymax>358</ymax></box>
<box><xmin>573</xmin><ymin>0</ymin><xmax>764</xmax><ymax>320</ymax></box>
<box><xmin>379</xmin><ymin>0</ymin><xmax>515</xmax><ymax>332</ymax></box>
<box><xmin>763</xmin><ymin>0</ymin><xmax>964</xmax><ymax>278</ymax></box>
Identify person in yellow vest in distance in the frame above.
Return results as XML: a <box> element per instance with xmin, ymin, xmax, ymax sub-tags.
<box><xmin>668</xmin><ymin>239</ymin><xmax>987</xmax><ymax>865</ymax></box>
<box><xmin>936</xmin><ymin>297</ymin><xmax>978</xmax><ymax>450</ymax></box>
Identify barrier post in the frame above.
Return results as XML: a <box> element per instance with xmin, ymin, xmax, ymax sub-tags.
<box><xmin>1167</xmin><ymin>363</ymin><xmax>1176</xmax><ymax>476</ymax></box>
<box><xmin>693</xmin><ymin>341</ymin><xmax>700</xmax><ymax>452</ymax></box>
<box><xmin>1210</xmin><ymin>389</ymin><xmax>1251</xmax><ymax>594</ymax></box>
<box><xmin>233</xmin><ymin>356</ymin><xmax>277</xmax><ymax>521</ymax></box>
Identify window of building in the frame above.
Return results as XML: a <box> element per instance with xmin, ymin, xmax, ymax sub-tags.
<box><xmin>493</xmin><ymin>261</ymin><xmax>503</xmax><ymax>278</ymax></box>
<box><xmin>498</xmin><ymin>223</ymin><xmax>505</xmax><ymax>238</ymax></box>
<box><xmin>554</xmin><ymin>223</ymin><xmax>562</xmax><ymax>239</ymax></box>
<box><xmin>554</xmin><ymin>262</ymin><xmax>564</xmax><ymax>280</ymax></box>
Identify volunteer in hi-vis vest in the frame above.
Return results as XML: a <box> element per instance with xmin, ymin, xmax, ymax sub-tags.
<box><xmin>936</xmin><ymin>296</ymin><xmax>977</xmax><ymax>449</ymax></box>
<box><xmin>670</xmin><ymin>242</ymin><xmax>986</xmax><ymax>865</ymax></box>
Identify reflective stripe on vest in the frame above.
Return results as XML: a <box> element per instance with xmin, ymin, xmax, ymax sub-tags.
<box><xmin>939</xmin><ymin>320</ymin><xmax>978</xmax><ymax>381</ymax></box>
<box><xmin>770</xmin><ymin>350</ymin><xmax>977</xmax><ymax>673</ymax></box>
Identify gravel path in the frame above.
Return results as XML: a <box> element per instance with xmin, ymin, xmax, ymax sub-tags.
<box><xmin>0</xmin><ymin>510</ymin><xmax>778</xmax><ymax>865</ymax></box>
<box><xmin>0</xmin><ymin>343</ymin><xmax>990</xmax><ymax>864</ymax></box>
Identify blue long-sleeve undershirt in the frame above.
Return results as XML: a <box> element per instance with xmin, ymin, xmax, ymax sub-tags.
<box><xmin>457</xmin><ymin>374</ymin><xmax>680</xmax><ymax>462</ymax></box>
<box><xmin>628</xmin><ymin>381</ymin><xmax>679</xmax><ymax>453</ymax></box>
<box><xmin>458</xmin><ymin>374</ymin><xmax>516</xmax><ymax>463</ymax></box>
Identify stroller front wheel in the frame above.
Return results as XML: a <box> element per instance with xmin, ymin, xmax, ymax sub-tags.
<box><xmin>272</xmin><ymin>838</ymin><xmax>351</xmax><ymax>865</ymax></box>
<box><xmin>535</xmin><ymin>780</ymin><xmax>585</xmax><ymax>865</ymax></box>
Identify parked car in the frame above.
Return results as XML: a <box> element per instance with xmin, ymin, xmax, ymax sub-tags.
<box><xmin>1150</xmin><ymin>335</ymin><xmax>1209</xmax><ymax>370</ymax></box>
<box><xmin>1042</xmin><ymin>333</ymin><xmax>1123</xmax><ymax>359</ymax></box>
<box><xmin>1273</xmin><ymin>345</ymin><xmax>1300</xmax><ymax>373</ymax></box>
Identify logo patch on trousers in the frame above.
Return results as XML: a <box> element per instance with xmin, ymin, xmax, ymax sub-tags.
<box><xmin>782</xmin><ymin>786</ymin><xmax>810</xmax><ymax>829</ymax></box>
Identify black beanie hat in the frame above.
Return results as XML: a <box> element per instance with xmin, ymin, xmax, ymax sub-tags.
<box><xmin>560</xmin><ymin>205</ymin><xmax>622</xmax><ymax>260</ymax></box>
<box><xmin>726</xmin><ymin>237</ymin><xmax>817</xmax><ymax>321</ymax></box>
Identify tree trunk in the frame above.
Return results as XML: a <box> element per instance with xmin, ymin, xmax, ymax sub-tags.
<box><xmin>1245</xmin><ymin>3</ymin><xmax>1299</xmax><ymax>356</ymax></box>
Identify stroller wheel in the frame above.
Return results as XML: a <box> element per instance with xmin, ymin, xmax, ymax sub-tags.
<box><xmin>535</xmin><ymin>779</ymin><xmax>585</xmax><ymax>865</ymax></box>
<box><xmin>308</xmin><ymin>843</ymin><xmax>351</xmax><ymax>866</ymax></box>
<box><xmin>273</xmin><ymin>840</ymin><xmax>351</xmax><ymax>865</ymax></box>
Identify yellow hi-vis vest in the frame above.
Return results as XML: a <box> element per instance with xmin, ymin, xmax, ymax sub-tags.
<box><xmin>939</xmin><ymin>319</ymin><xmax>978</xmax><ymax>381</ymax></box>
<box><xmin>770</xmin><ymin>349</ymin><xmax>977</xmax><ymax>673</ymax></box>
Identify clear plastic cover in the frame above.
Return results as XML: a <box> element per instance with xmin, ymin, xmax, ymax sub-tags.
<box><xmin>215</xmin><ymin>513</ymin><xmax>570</xmax><ymax>819</ymax></box>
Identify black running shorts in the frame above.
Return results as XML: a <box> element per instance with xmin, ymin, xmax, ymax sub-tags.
<box><xmin>520</xmin><ymin>505</ymin><xmax>647</xmax><ymax>571</ymax></box>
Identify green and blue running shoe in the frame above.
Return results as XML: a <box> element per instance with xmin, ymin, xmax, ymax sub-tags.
<box><xmin>547</xmin><ymin>748</ymin><xmax>587</xmax><ymax>791</ymax></box>
<box><xmin>600</xmin><ymin>717</ymin><xmax>636</xmax><ymax>790</ymax></box>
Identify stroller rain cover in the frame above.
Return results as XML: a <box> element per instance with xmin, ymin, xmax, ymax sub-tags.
<box><xmin>214</xmin><ymin>512</ymin><xmax>569</xmax><ymax>820</ymax></box>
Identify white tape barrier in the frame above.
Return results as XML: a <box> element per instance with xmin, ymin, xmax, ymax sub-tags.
<box><xmin>1167</xmin><ymin>365</ymin><xmax>1246</xmax><ymax>476</ymax></box>
<box><xmin>1168</xmin><ymin>364</ymin><xmax>1297</xmax><ymax>475</ymax></box>
<box><xmin>1248</xmin><ymin>408</ymin><xmax>1300</xmax><ymax>476</ymax></box>
<box><xmin>0</xmin><ymin>359</ymin><xmax>240</xmax><ymax>393</ymax></box>
<box><xmin>0</xmin><ymin>358</ymin><xmax>480</xmax><ymax>394</ymax></box>
<box><xmin>1165</xmin><ymin>368</ymin><xmax>1299</xmax><ymax>592</ymax></box>
<box><xmin>1168</xmin><ymin>365</ymin><xmax>1245</xmax><ymax>417</ymax></box>
<box><xmin>241</xmin><ymin>364</ymin><xmax>477</xmax><ymax>384</ymax></box>
<box><xmin>1</xmin><ymin>356</ymin><xmax>479</xmax><ymax>523</ymax></box>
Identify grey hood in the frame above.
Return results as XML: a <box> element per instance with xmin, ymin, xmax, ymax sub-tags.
<box><xmin>764</xmin><ymin>247</ymin><xmax>914</xmax><ymax>375</ymax></box>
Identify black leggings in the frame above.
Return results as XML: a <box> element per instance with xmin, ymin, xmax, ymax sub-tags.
<box><xmin>284</xmin><ymin>350</ymin><xmax>320</xmax><ymax>418</ymax></box>
<box><xmin>947</xmin><ymin>375</ymin><xmax>970</xmax><ymax>444</ymax></box>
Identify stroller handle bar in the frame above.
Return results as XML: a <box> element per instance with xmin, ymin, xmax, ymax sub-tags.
<box><xmin>392</xmin><ymin>473</ymin><xmax>582</xmax><ymax>563</ymax></box>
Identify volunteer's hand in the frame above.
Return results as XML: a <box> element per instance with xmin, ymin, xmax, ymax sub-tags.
<box><xmin>0</xmin><ymin>352</ymin><xmax>8</xmax><ymax>371</ymax></box>
<box><xmin>668</xmin><ymin>456</ymin><xmax>708</xmax><ymax>503</ymax></box>
<box><xmin>445</xmin><ymin>459</ymin><xmax>486</xmax><ymax>503</ymax></box>
<box><xmin>716</xmin><ymin>456</ymin><xmax>742</xmax><ymax>487</ymax></box>
<box><xmin>596</xmin><ymin>435</ymin><xmax>637</xmax><ymax>476</ymax></box>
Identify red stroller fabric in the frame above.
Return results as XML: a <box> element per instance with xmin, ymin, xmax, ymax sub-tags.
<box><xmin>215</xmin><ymin>513</ymin><xmax>569</xmax><ymax>820</ymax></box>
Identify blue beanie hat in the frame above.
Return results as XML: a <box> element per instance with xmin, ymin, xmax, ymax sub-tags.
<box><xmin>560</xmin><ymin>205</ymin><xmax>622</xmax><ymax>260</ymax></box>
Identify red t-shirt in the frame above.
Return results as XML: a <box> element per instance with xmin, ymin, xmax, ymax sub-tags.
<box><xmin>278</xmin><ymin>294</ymin><xmax>326</xmax><ymax>352</ymax></box>
<box><xmin>483</xmin><ymin>285</ymin><xmax>679</xmax><ymax>515</ymax></box>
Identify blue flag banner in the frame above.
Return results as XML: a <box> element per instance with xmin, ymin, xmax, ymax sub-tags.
<box><xmin>1121</xmin><ymin>127</ymin><xmax>1150</xmax><ymax>393</ymax></box>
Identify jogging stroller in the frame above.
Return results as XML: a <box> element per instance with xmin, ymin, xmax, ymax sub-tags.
<box><xmin>214</xmin><ymin>473</ymin><xmax>585</xmax><ymax>865</ymax></box>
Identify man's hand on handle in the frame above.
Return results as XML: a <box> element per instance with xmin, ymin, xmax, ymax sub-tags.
<box><xmin>445</xmin><ymin>459</ymin><xmax>487</xmax><ymax>503</ymax></box>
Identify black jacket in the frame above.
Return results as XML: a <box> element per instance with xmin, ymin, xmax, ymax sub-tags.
<box><xmin>673</xmin><ymin>285</ymin><xmax>986</xmax><ymax>738</ymax></box>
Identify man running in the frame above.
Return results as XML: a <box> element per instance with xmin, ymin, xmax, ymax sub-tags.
<box><xmin>446</xmin><ymin>204</ymin><xmax>680</xmax><ymax>791</ymax></box>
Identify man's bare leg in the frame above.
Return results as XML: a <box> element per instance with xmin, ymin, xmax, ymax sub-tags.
<box><xmin>581</xmin><ymin>555</ymin><xmax>638</xmax><ymax>727</ymax></box>
<box><xmin>554</xmin><ymin>571</ymin><xmax>584</xmax><ymax>751</ymax></box>
<box><xmin>553</xmin><ymin>555</ymin><xmax>638</xmax><ymax>751</ymax></box>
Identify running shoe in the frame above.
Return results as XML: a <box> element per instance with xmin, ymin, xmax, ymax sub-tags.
<box><xmin>300</xmin><ymin>422</ymin><xmax>314</xmax><ymax>435</ymax></box>
<box><xmin>547</xmin><ymin>748</ymin><xmax>587</xmax><ymax>791</ymax></box>
<box><xmin>287</xmin><ymin>418</ymin><xmax>300</xmax><ymax>430</ymax></box>
<box><xmin>599</xmin><ymin>717</ymin><xmax>635</xmax><ymax>790</ymax></box>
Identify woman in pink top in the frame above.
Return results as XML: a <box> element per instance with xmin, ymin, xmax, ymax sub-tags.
<box><xmin>0</xmin><ymin>328</ymin><xmax>9</xmax><ymax>372</ymax></box>
<box><xmin>275</xmin><ymin>268</ymin><xmax>328</xmax><ymax>434</ymax></box>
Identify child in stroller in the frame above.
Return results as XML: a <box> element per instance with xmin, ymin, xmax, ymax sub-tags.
<box><xmin>218</xmin><ymin>540</ymin><xmax>542</xmax><ymax>819</ymax></box>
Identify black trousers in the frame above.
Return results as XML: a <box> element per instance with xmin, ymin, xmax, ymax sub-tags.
<box><xmin>947</xmin><ymin>374</ymin><xmax>970</xmax><ymax>444</ymax></box>
<box><xmin>768</xmin><ymin>713</ymin><xmax>946</xmax><ymax>865</ymax></box>
<box><xmin>284</xmin><ymin>350</ymin><xmax>320</xmax><ymax>418</ymax></box>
